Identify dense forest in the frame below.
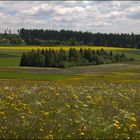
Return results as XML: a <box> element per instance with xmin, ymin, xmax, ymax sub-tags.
<box><xmin>0</xmin><ymin>28</ymin><xmax>140</xmax><ymax>48</ymax></box>
<box><xmin>18</xmin><ymin>29</ymin><xmax>140</xmax><ymax>48</ymax></box>
<box><xmin>20</xmin><ymin>48</ymin><xmax>133</xmax><ymax>68</ymax></box>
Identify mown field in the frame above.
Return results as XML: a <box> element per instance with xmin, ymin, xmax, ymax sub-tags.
<box><xmin>0</xmin><ymin>45</ymin><xmax>140</xmax><ymax>139</ymax></box>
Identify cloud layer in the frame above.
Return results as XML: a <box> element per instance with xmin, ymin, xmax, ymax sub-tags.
<box><xmin>0</xmin><ymin>1</ymin><xmax>140</xmax><ymax>34</ymax></box>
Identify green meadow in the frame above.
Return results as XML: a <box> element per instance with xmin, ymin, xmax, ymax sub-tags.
<box><xmin>0</xmin><ymin>45</ymin><xmax>140</xmax><ymax>139</ymax></box>
<box><xmin>0</xmin><ymin>52</ymin><xmax>22</xmax><ymax>67</ymax></box>
<box><xmin>0</xmin><ymin>45</ymin><xmax>140</xmax><ymax>80</ymax></box>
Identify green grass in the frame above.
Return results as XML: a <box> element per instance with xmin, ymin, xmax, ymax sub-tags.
<box><xmin>118</xmin><ymin>49</ymin><xmax>140</xmax><ymax>61</ymax></box>
<box><xmin>0</xmin><ymin>48</ymin><xmax>139</xmax><ymax>68</ymax></box>
<box><xmin>122</xmin><ymin>49</ymin><xmax>140</xmax><ymax>55</ymax></box>
<box><xmin>0</xmin><ymin>57</ymin><xmax>20</xmax><ymax>67</ymax></box>
<box><xmin>0</xmin><ymin>46</ymin><xmax>139</xmax><ymax>67</ymax></box>
<box><xmin>0</xmin><ymin>74</ymin><xmax>140</xmax><ymax>139</ymax></box>
<box><xmin>0</xmin><ymin>52</ymin><xmax>22</xmax><ymax>67</ymax></box>
<box><xmin>0</xmin><ymin>52</ymin><xmax>21</xmax><ymax>58</ymax></box>
<box><xmin>0</xmin><ymin>71</ymin><xmax>77</xmax><ymax>80</ymax></box>
<box><xmin>0</xmin><ymin>46</ymin><xmax>140</xmax><ymax>139</ymax></box>
<box><xmin>0</xmin><ymin>63</ymin><xmax>140</xmax><ymax>80</ymax></box>
<box><xmin>0</xmin><ymin>46</ymin><xmax>139</xmax><ymax>80</ymax></box>
<box><xmin>125</xmin><ymin>53</ymin><xmax>140</xmax><ymax>61</ymax></box>
<box><xmin>84</xmin><ymin>72</ymin><xmax>140</xmax><ymax>81</ymax></box>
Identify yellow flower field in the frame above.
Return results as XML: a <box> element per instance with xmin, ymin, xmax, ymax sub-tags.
<box><xmin>0</xmin><ymin>45</ymin><xmax>135</xmax><ymax>51</ymax></box>
<box><xmin>0</xmin><ymin>75</ymin><xmax>140</xmax><ymax>139</ymax></box>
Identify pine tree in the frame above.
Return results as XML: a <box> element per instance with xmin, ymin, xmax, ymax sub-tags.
<box><xmin>20</xmin><ymin>53</ymin><xmax>27</xmax><ymax>66</ymax></box>
<box><xmin>34</xmin><ymin>52</ymin><xmax>45</xmax><ymax>67</ymax></box>
<box><xmin>19</xmin><ymin>48</ymin><xmax>132</xmax><ymax>68</ymax></box>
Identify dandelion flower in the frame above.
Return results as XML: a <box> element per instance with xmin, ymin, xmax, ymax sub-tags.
<box><xmin>44</xmin><ymin>112</ymin><xmax>49</xmax><ymax>116</ymax></box>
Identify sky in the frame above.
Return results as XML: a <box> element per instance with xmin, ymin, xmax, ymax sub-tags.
<box><xmin>0</xmin><ymin>1</ymin><xmax>140</xmax><ymax>34</ymax></box>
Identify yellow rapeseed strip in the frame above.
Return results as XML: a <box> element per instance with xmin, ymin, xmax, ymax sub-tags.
<box><xmin>0</xmin><ymin>45</ymin><xmax>135</xmax><ymax>51</ymax></box>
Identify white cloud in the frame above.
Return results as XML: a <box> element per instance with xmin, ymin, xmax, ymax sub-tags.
<box><xmin>124</xmin><ymin>6</ymin><xmax>140</xmax><ymax>20</ymax></box>
<box><xmin>0</xmin><ymin>1</ymin><xmax>140</xmax><ymax>34</ymax></box>
<box><xmin>105</xmin><ymin>11</ymin><xmax>123</xmax><ymax>19</ymax></box>
<box><xmin>21</xmin><ymin>3</ymin><xmax>53</xmax><ymax>16</ymax></box>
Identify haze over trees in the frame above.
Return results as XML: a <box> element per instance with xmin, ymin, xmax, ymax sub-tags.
<box><xmin>20</xmin><ymin>48</ymin><xmax>133</xmax><ymax>68</ymax></box>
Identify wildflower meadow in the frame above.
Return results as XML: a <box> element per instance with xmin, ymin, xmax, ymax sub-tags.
<box><xmin>0</xmin><ymin>74</ymin><xmax>140</xmax><ymax>139</ymax></box>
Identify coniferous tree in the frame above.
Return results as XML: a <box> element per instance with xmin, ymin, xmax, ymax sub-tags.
<box><xmin>20</xmin><ymin>48</ymin><xmax>133</xmax><ymax>68</ymax></box>
<box><xmin>18</xmin><ymin>28</ymin><xmax>140</xmax><ymax>48</ymax></box>
<box><xmin>20</xmin><ymin>53</ymin><xmax>27</xmax><ymax>66</ymax></box>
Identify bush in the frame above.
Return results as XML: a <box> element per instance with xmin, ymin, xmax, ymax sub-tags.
<box><xmin>92</xmin><ymin>61</ymin><xmax>97</xmax><ymax>65</ymax></box>
<box><xmin>96</xmin><ymin>56</ymin><xmax>105</xmax><ymax>64</ymax></box>
<box><xmin>59</xmin><ymin>61</ymin><xmax>71</xmax><ymax>68</ymax></box>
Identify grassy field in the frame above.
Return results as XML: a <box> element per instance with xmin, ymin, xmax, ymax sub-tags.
<box><xmin>0</xmin><ymin>45</ymin><xmax>140</xmax><ymax>69</ymax></box>
<box><xmin>119</xmin><ymin>49</ymin><xmax>140</xmax><ymax>61</ymax></box>
<box><xmin>0</xmin><ymin>52</ymin><xmax>22</xmax><ymax>67</ymax></box>
<box><xmin>0</xmin><ymin>45</ymin><xmax>140</xmax><ymax>139</ymax></box>
<box><xmin>0</xmin><ymin>72</ymin><xmax>140</xmax><ymax>139</ymax></box>
<box><xmin>0</xmin><ymin>71</ymin><xmax>78</xmax><ymax>80</ymax></box>
<box><xmin>0</xmin><ymin>45</ymin><xmax>139</xmax><ymax>81</ymax></box>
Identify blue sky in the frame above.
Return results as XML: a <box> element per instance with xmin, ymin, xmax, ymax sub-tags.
<box><xmin>0</xmin><ymin>1</ymin><xmax>140</xmax><ymax>34</ymax></box>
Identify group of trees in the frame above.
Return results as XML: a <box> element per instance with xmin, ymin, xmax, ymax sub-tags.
<box><xmin>19</xmin><ymin>28</ymin><xmax>140</xmax><ymax>48</ymax></box>
<box><xmin>0</xmin><ymin>33</ymin><xmax>25</xmax><ymax>45</ymax></box>
<box><xmin>20</xmin><ymin>48</ymin><xmax>133</xmax><ymax>68</ymax></box>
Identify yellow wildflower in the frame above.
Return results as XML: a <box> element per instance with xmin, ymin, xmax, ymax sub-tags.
<box><xmin>40</xmin><ymin>128</ymin><xmax>43</xmax><ymax>132</ymax></box>
<box><xmin>0</xmin><ymin>112</ymin><xmax>5</xmax><ymax>116</ymax></box>
<box><xmin>114</xmin><ymin>120</ymin><xmax>121</xmax><ymax>129</ymax></box>
<box><xmin>73</xmin><ymin>94</ymin><xmax>78</xmax><ymax>99</ymax></box>
<box><xmin>129</xmin><ymin>124</ymin><xmax>137</xmax><ymax>131</ymax></box>
<box><xmin>48</xmin><ymin>134</ymin><xmax>53</xmax><ymax>139</ymax></box>
<box><xmin>44</xmin><ymin>134</ymin><xmax>53</xmax><ymax>139</ymax></box>
<box><xmin>44</xmin><ymin>112</ymin><xmax>49</xmax><ymax>116</ymax></box>
<box><xmin>130</xmin><ymin>116</ymin><xmax>136</xmax><ymax>122</ymax></box>
<box><xmin>55</xmin><ymin>93</ymin><xmax>60</xmax><ymax>96</ymax></box>
<box><xmin>115</xmin><ymin>120</ymin><xmax>119</xmax><ymax>124</ymax></box>
<box><xmin>21</xmin><ymin>116</ymin><xmax>25</xmax><ymax>119</ymax></box>
<box><xmin>65</xmin><ymin>103</ymin><xmax>70</xmax><ymax>108</ymax></box>
<box><xmin>86</xmin><ymin>95</ymin><xmax>92</xmax><ymax>99</ymax></box>
<box><xmin>80</xmin><ymin>132</ymin><xmax>85</xmax><ymax>136</ymax></box>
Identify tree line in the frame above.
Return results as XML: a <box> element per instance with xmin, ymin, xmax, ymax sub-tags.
<box><xmin>0</xmin><ymin>34</ymin><xmax>25</xmax><ymax>45</ymax></box>
<box><xmin>19</xmin><ymin>28</ymin><xmax>140</xmax><ymax>48</ymax></box>
<box><xmin>0</xmin><ymin>29</ymin><xmax>25</xmax><ymax>45</ymax></box>
<box><xmin>20</xmin><ymin>48</ymin><xmax>133</xmax><ymax>68</ymax></box>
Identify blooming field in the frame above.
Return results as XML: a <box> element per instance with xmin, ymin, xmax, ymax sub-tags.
<box><xmin>0</xmin><ymin>75</ymin><xmax>140</xmax><ymax>139</ymax></box>
<box><xmin>0</xmin><ymin>45</ymin><xmax>134</xmax><ymax>51</ymax></box>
